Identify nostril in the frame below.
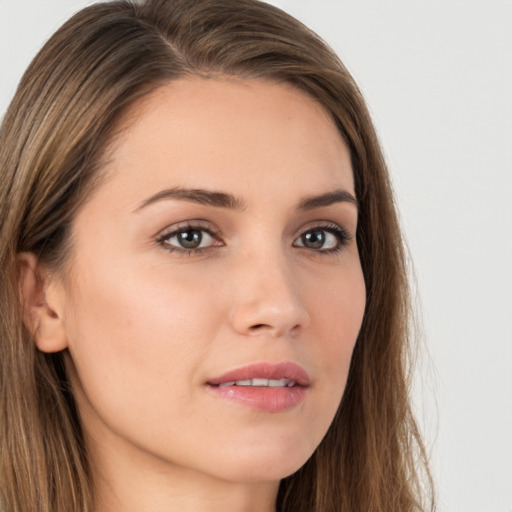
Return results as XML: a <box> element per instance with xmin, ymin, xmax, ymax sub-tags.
<box><xmin>250</xmin><ymin>324</ymin><xmax>268</xmax><ymax>330</ymax></box>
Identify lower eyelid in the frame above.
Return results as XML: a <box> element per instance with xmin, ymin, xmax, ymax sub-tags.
<box><xmin>292</xmin><ymin>229</ymin><xmax>350</xmax><ymax>255</ymax></box>
<box><xmin>156</xmin><ymin>224</ymin><xmax>225</xmax><ymax>253</ymax></box>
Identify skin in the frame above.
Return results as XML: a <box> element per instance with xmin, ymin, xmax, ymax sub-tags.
<box><xmin>22</xmin><ymin>78</ymin><xmax>366</xmax><ymax>512</ymax></box>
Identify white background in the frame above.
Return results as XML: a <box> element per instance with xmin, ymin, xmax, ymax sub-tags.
<box><xmin>1</xmin><ymin>1</ymin><xmax>511</xmax><ymax>511</ymax></box>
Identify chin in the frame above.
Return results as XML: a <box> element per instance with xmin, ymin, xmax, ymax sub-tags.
<box><xmin>204</xmin><ymin>438</ymin><xmax>317</xmax><ymax>483</ymax></box>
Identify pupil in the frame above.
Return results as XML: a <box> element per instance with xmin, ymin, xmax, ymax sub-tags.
<box><xmin>178</xmin><ymin>230</ymin><xmax>202</xmax><ymax>248</ymax></box>
<box><xmin>303</xmin><ymin>230</ymin><xmax>325</xmax><ymax>249</ymax></box>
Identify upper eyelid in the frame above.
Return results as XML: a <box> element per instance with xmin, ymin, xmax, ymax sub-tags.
<box><xmin>156</xmin><ymin>220</ymin><xmax>220</xmax><ymax>237</ymax></box>
<box><xmin>294</xmin><ymin>221</ymin><xmax>353</xmax><ymax>239</ymax></box>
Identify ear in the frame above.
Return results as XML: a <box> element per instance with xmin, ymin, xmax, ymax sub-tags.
<box><xmin>17</xmin><ymin>252</ymin><xmax>68</xmax><ymax>353</ymax></box>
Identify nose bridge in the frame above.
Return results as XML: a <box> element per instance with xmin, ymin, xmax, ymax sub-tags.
<box><xmin>229</xmin><ymin>242</ymin><xmax>309</xmax><ymax>337</ymax></box>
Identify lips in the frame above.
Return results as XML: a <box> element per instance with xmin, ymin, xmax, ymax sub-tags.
<box><xmin>207</xmin><ymin>361</ymin><xmax>310</xmax><ymax>387</ymax></box>
<box><xmin>206</xmin><ymin>362</ymin><xmax>310</xmax><ymax>412</ymax></box>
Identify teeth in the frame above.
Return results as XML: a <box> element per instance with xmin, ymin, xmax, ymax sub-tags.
<box><xmin>269</xmin><ymin>379</ymin><xmax>289</xmax><ymax>387</ymax></box>
<box><xmin>252</xmin><ymin>378</ymin><xmax>269</xmax><ymax>386</ymax></box>
<box><xmin>218</xmin><ymin>381</ymin><xmax>235</xmax><ymax>387</ymax></box>
<box><xmin>218</xmin><ymin>378</ymin><xmax>296</xmax><ymax>387</ymax></box>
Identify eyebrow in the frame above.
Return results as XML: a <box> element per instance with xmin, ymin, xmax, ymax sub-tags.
<box><xmin>134</xmin><ymin>186</ymin><xmax>357</xmax><ymax>213</ymax></box>
<box><xmin>298</xmin><ymin>189</ymin><xmax>358</xmax><ymax>210</ymax></box>
<box><xmin>134</xmin><ymin>187</ymin><xmax>246</xmax><ymax>212</ymax></box>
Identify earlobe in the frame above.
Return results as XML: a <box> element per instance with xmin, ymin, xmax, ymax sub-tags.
<box><xmin>17</xmin><ymin>252</ymin><xmax>68</xmax><ymax>353</ymax></box>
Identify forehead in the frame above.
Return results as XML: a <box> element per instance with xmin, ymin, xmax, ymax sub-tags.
<box><xmin>99</xmin><ymin>77</ymin><xmax>354</xmax><ymax>206</ymax></box>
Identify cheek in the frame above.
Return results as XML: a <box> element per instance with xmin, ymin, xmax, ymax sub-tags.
<box><xmin>309</xmin><ymin>258</ymin><xmax>365</xmax><ymax>347</ymax></box>
<box><xmin>62</xmin><ymin>257</ymin><xmax>224</xmax><ymax>423</ymax></box>
<box><xmin>304</xmin><ymin>261</ymin><xmax>366</xmax><ymax>410</ymax></box>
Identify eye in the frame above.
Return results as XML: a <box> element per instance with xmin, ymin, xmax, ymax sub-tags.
<box><xmin>293</xmin><ymin>224</ymin><xmax>350</xmax><ymax>253</ymax></box>
<box><xmin>158</xmin><ymin>225</ymin><xmax>221</xmax><ymax>252</ymax></box>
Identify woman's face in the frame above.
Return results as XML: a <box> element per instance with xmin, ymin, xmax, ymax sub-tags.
<box><xmin>57</xmin><ymin>78</ymin><xmax>366</xmax><ymax>484</ymax></box>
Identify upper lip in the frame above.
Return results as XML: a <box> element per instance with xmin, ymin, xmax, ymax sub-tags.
<box><xmin>207</xmin><ymin>361</ymin><xmax>310</xmax><ymax>387</ymax></box>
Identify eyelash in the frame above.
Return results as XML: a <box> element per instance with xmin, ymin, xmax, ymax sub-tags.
<box><xmin>296</xmin><ymin>223</ymin><xmax>352</xmax><ymax>255</ymax></box>
<box><xmin>156</xmin><ymin>222</ymin><xmax>222</xmax><ymax>256</ymax></box>
<box><xmin>156</xmin><ymin>222</ymin><xmax>352</xmax><ymax>256</ymax></box>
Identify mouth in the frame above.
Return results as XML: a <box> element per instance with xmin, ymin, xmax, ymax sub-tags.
<box><xmin>216</xmin><ymin>378</ymin><xmax>298</xmax><ymax>388</ymax></box>
<box><xmin>206</xmin><ymin>361</ymin><xmax>310</xmax><ymax>412</ymax></box>
<box><xmin>208</xmin><ymin>361</ymin><xmax>310</xmax><ymax>386</ymax></box>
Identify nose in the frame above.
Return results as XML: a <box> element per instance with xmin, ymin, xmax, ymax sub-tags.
<box><xmin>228</xmin><ymin>251</ymin><xmax>310</xmax><ymax>339</ymax></box>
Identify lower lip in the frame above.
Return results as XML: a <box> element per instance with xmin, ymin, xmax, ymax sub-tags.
<box><xmin>207</xmin><ymin>385</ymin><xmax>307</xmax><ymax>412</ymax></box>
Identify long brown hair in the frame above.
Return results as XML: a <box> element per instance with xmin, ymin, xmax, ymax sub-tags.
<box><xmin>0</xmin><ymin>1</ymin><xmax>434</xmax><ymax>511</ymax></box>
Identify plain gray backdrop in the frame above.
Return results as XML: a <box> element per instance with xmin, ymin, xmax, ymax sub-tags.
<box><xmin>1</xmin><ymin>1</ymin><xmax>511</xmax><ymax>511</ymax></box>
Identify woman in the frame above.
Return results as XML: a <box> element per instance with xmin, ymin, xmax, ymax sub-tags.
<box><xmin>0</xmin><ymin>0</ymin><xmax>434</xmax><ymax>511</ymax></box>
